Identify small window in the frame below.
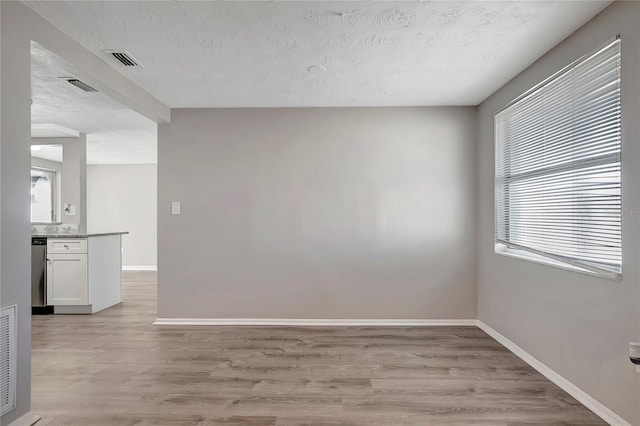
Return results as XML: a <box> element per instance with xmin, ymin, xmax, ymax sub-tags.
<box><xmin>31</xmin><ymin>168</ymin><xmax>56</xmax><ymax>223</ymax></box>
<box><xmin>495</xmin><ymin>38</ymin><xmax>622</xmax><ymax>280</ymax></box>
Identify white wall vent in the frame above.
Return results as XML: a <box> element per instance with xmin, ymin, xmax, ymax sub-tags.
<box><xmin>0</xmin><ymin>305</ymin><xmax>17</xmax><ymax>416</ymax></box>
<box><xmin>104</xmin><ymin>49</ymin><xmax>141</xmax><ymax>67</ymax></box>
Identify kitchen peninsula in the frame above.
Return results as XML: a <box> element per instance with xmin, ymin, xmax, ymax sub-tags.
<box><xmin>32</xmin><ymin>226</ymin><xmax>128</xmax><ymax>314</ymax></box>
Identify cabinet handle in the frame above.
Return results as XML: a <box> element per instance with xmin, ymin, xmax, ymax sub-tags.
<box><xmin>63</xmin><ymin>244</ymin><xmax>69</xmax><ymax>249</ymax></box>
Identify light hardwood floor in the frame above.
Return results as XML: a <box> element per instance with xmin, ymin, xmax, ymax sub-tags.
<box><xmin>31</xmin><ymin>271</ymin><xmax>606</xmax><ymax>425</ymax></box>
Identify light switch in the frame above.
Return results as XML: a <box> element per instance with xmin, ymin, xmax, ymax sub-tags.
<box><xmin>171</xmin><ymin>201</ymin><xmax>181</xmax><ymax>215</ymax></box>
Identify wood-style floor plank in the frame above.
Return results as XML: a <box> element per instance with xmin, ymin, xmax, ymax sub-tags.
<box><xmin>31</xmin><ymin>271</ymin><xmax>605</xmax><ymax>425</ymax></box>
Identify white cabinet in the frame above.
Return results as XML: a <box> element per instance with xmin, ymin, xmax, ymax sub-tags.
<box><xmin>46</xmin><ymin>253</ymin><xmax>88</xmax><ymax>305</ymax></box>
<box><xmin>46</xmin><ymin>235</ymin><xmax>123</xmax><ymax>314</ymax></box>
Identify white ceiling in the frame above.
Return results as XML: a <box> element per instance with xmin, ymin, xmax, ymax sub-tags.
<box><xmin>25</xmin><ymin>1</ymin><xmax>612</xmax><ymax>108</ymax></box>
<box><xmin>31</xmin><ymin>42</ymin><xmax>157</xmax><ymax>165</ymax></box>
<box><xmin>31</xmin><ymin>144</ymin><xmax>64</xmax><ymax>163</ymax></box>
<box><xmin>32</xmin><ymin>123</ymin><xmax>79</xmax><ymax>138</ymax></box>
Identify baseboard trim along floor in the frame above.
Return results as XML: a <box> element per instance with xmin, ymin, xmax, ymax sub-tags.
<box><xmin>477</xmin><ymin>321</ymin><xmax>630</xmax><ymax>426</ymax></box>
<box><xmin>7</xmin><ymin>411</ymin><xmax>41</xmax><ymax>426</ymax></box>
<box><xmin>152</xmin><ymin>318</ymin><xmax>478</xmax><ymax>327</ymax></box>
<box><xmin>153</xmin><ymin>317</ymin><xmax>629</xmax><ymax>425</ymax></box>
<box><xmin>122</xmin><ymin>265</ymin><xmax>157</xmax><ymax>271</ymax></box>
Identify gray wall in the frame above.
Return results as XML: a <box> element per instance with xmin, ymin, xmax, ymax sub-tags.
<box><xmin>31</xmin><ymin>156</ymin><xmax>63</xmax><ymax>222</ymax></box>
<box><xmin>1</xmin><ymin>2</ymin><xmax>32</xmax><ymax>423</ymax></box>
<box><xmin>476</xmin><ymin>2</ymin><xmax>640</xmax><ymax>424</ymax></box>
<box><xmin>32</xmin><ymin>136</ymin><xmax>87</xmax><ymax>231</ymax></box>
<box><xmin>158</xmin><ymin>107</ymin><xmax>477</xmax><ymax>319</ymax></box>
<box><xmin>87</xmin><ymin>164</ymin><xmax>157</xmax><ymax>268</ymax></box>
<box><xmin>60</xmin><ymin>135</ymin><xmax>87</xmax><ymax>232</ymax></box>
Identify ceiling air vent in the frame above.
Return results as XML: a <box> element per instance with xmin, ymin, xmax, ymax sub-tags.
<box><xmin>104</xmin><ymin>49</ymin><xmax>141</xmax><ymax>67</ymax></box>
<box><xmin>65</xmin><ymin>79</ymin><xmax>98</xmax><ymax>93</ymax></box>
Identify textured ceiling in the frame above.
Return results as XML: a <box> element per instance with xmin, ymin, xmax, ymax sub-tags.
<box><xmin>25</xmin><ymin>1</ymin><xmax>611</xmax><ymax>108</ymax></box>
<box><xmin>31</xmin><ymin>42</ymin><xmax>157</xmax><ymax>165</ymax></box>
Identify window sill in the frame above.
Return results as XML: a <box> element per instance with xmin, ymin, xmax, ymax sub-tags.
<box><xmin>494</xmin><ymin>243</ymin><xmax>622</xmax><ymax>282</ymax></box>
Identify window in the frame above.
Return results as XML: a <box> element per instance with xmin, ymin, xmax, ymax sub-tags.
<box><xmin>495</xmin><ymin>38</ymin><xmax>622</xmax><ymax>280</ymax></box>
<box><xmin>31</xmin><ymin>168</ymin><xmax>56</xmax><ymax>223</ymax></box>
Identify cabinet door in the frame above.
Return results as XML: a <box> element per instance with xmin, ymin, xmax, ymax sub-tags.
<box><xmin>47</xmin><ymin>254</ymin><xmax>88</xmax><ymax>305</ymax></box>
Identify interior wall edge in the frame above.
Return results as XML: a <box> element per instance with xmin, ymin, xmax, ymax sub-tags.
<box><xmin>476</xmin><ymin>1</ymin><xmax>640</xmax><ymax>424</ymax></box>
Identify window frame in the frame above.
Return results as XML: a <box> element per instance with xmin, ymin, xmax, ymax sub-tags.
<box><xmin>31</xmin><ymin>166</ymin><xmax>58</xmax><ymax>224</ymax></box>
<box><xmin>494</xmin><ymin>37</ymin><xmax>622</xmax><ymax>281</ymax></box>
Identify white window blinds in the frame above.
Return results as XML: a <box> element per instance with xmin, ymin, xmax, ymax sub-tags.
<box><xmin>495</xmin><ymin>38</ymin><xmax>622</xmax><ymax>279</ymax></box>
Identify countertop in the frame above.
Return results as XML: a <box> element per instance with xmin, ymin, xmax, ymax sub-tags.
<box><xmin>31</xmin><ymin>232</ymin><xmax>129</xmax><ymax>238</ymax></box>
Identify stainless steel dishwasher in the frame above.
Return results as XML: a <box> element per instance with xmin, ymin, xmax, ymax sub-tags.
<box><xmin>31</xmin><ymin>237</ymin><xmax>53</xmax><ymax>314</ymax></box>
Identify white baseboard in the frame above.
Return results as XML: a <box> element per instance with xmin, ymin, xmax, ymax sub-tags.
<box><xmin>477</xmin><ymin>321</ymin><xmax>630</xmax><ymax>426</ymax></box>
<box><xmin>8</xmin><ymin>411</ymin><xmax>41</xmax><ymax>426</ymax></box>
<box><xmin>153</xmin><ymin>318</ymin><xmax>478</xmax><ymax>327</ymax></box>
<box><xmin>122</xmin><ymin>265</ymin><xmax>157</xmax><ymax>271</ymax></box>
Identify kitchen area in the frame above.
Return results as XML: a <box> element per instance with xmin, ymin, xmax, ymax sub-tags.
<box><xmin>28</xmin><ymin>40</ymin><xmax>157</xmax><ymax>317</ymax></box>
<box><xmin>31</xmin><ymin>233</ymin><xmax>126</xmax><ymax>315</ymax></box>
<box><xmin>30</xmin><ymin>136</ymin><xmax>128</xmax><ymax>315</ymax></box>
